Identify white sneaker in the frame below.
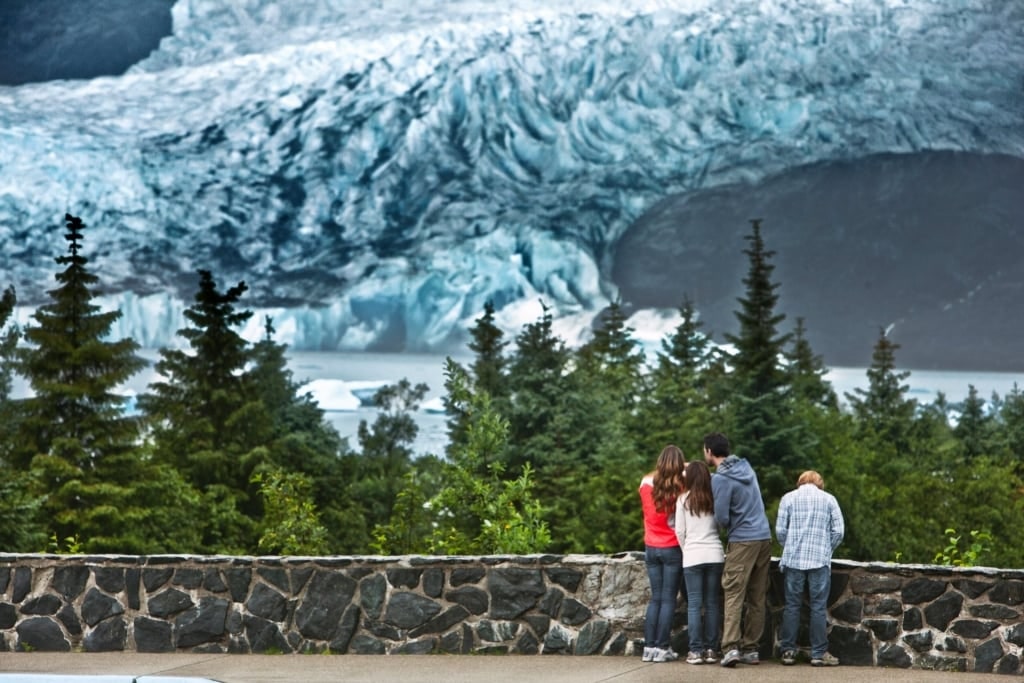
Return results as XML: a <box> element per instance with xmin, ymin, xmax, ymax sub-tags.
<box><xmin>811</xmin><ymin>652</ymin><xmax>840</xmax><ymax>667</ymax></box>
<box><xmin>651</xmin><ymin>647</ymin><xmax>674</xmax><ymax>663</ymax></box>
<box><xmin>642</xmin><ymin>647</ymin><xmax>654</xmax><ymax>662</ymax></box>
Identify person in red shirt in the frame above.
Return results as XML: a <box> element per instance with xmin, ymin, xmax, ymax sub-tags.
<box><xmin>638</xmin><ymin>444</ymin><xmax>686</xmax><ymax>662</ymax></box>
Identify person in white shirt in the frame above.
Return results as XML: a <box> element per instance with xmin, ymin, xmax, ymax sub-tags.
<box><xmin>675</xmin><ymin>460</ymin><xmax>726</xmax><ymax>665</ymax></box>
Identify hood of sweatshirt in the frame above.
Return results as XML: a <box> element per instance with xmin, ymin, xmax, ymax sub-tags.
<box><xmin>716</xmin><ymin>454</ymin><xmax>756</xmax><ymax>485</ymax></box>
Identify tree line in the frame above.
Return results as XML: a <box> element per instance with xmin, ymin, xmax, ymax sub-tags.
<box><xmin>1</xmin><ymin>214</ymin><xmax>1022</xmax><ymax>566</ymax></box>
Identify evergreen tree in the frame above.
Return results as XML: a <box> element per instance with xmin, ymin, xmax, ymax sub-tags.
<box><xmin>504</xmin><ymin>301</ymin><xmax>574</xmax><ymax>474</ymax></box>
<box><xmin>576</xmin><ymin>300</ymin><xmax>646</xmax><ymax>406</ymax></box>
<box><xmin>953</xmin><ymin>385</ymin><xmax>997</xmax><ymax>462</ymax></box>
<box><xmin>247</xmin><ymin>317</ymin><xmax>361</xmax><ymax>551</ymax></box>
<box><xmin>838</xmin><ymin>328</ymin><xmax>925</xmax><ymax>560</ymax></box>
<box><xmin>845</xmin><ymin>328</ymin><xmax>916</xmax><ymax>452</ymax></box>
<box><xmin>996</xmin><ymin>383</ymin><xmax>1024</xmax><ymax>465</ymax></box>
<box><xmin>505</xmin><ymin>302</ymin><xmax>641</xmax><ymax>552</ymax></box>
<box><xmin>14</xmin><ymin>214</ymin><xmax>146</xmax><ymax>470</ymax></box>
<box><xmin>468</xmin><ymin>300</ymin><xmax>509</xmax><ymax>400</ymax></box>
<box><xmin>0</xmin><ymin>285</ymin><xmax>17</xmax><ymax>403</ymax></box>
<box><xmin>446</xmin><ymin>301</ymin><xmax>509</xmax><ymax>456</ymax></box>
<box><xmin>0</xmin><ymin>285</ymin><xmax>45</xmax><ymax>551</ymax></box>
<box><xmin>569</xmin><ymin>302</ymin><xmax>650</xmax><ymax>551</ymax></box>
<box><xmin>725</xmin><ymin>219</ymin><xmax>791</xmax><ymax>398</ymax></box>
<box><xmin>140</xmin><ymin>269</ymin><xmax>252</xmax><ymax>474</ymax></box>
<box><xmin>786</xmin><ymin>317</ymin><xmax>838</xmax><ymax>410</ymax></box>
<box><xmin>138</xmin><ymin>269</ymin><xmax>258</xmax><ymax>552</ymax></box>
<box><xmin>636</xmin><ymin>297</ymin><xmax>720</xmax><ymax>455</ymax></box>
<box><xmin>12</xmin><ymin>214</ymin><xmax>194</xmax><ymax>552</ymax></box>
<box><xmin>0</xmin><ymin>285</ymin><xmax>21</xmax><ymax>464</ymax></box>
<box><xmin>723</xmin><ymin>219</ymin><xmax>803</xmax><ymax>499</ymax></box>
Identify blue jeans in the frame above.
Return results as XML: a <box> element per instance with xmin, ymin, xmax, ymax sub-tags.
<box><xmin>779</xmin><ymin>565</ymin><xmax>831</xmax><ymax>658</ymax></box>
<box><xmin>644</xmin><ymin>545</ymin><xmax>682</xmax><ymax>648</ymax></box>
<box><xmin>683</xmin><ymin>562</ymin><xmax>724</xmax><ymax>653</ymax></box>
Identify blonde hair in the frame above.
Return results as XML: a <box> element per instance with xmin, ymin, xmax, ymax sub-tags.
<box><xmin>797</xmin><ymin>470</ymin><xmax>825</xmax><ymax>489</ymax></box>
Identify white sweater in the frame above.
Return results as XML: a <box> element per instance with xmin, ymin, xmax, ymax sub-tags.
<box><xmin>674</xmin><ymin>492</ymin><xmax>726</xmax><ymax>567</ymax></box>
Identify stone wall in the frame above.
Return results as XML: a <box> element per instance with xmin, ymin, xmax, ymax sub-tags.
<box><xmin>0</xmin><ymin>553</ymin><xmax>1021</xmax><ymax>675</ymax></box>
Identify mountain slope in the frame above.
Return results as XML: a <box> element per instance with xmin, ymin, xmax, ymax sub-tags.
<box><xmin>613</xmin><ymin>151</ymin><xmax>1024</xmax><ymax>371</ymax></box>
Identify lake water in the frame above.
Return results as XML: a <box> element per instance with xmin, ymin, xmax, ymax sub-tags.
<box><xmin>12</xmin><ymin>350</ymin><xmax>1024</xmax><ymax>457</ymax></box>
<box><xmin>286</xmin><ymin>351</ymin><xmax>468</xmax><ymax>457</ymax></box>
<box><xmin>287</xmin><ymin>353</ymin><xmax>1024</xmax><ymax>457</ymax></box>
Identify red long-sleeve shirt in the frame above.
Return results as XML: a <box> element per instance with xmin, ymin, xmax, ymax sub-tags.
<box><xmin>639</xmin><ymin>475</ymin><xmax>679</xmax><ymax>548</ymax></box>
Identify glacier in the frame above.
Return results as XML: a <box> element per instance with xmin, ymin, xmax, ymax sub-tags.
<box><xmin>1</xmin><ymin>0</ymin><xmax>1022</xmax><ymax>360</ymax></box>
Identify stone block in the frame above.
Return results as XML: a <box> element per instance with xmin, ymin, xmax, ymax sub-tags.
<box><xmin>384</xmin><ymin>592</ymin><xmax>442</xmax><ymax>630</ymax></box>
<box><xmin>83</xmin><ymin>616</ymin><xmax>127</xmax><ymax>652</ymax></box>
<box><xmin>17</xmin><ymin>616</ymin><xmax>70</xmax><ymax>652</ymax></box>
<box><xmin>924</xmin><ymin>591</ymin><xmax>963</xmax><ymax>631</ymax></box>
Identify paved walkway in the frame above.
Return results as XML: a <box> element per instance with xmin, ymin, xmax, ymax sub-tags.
<box><xmin>0</xmin><ymin>653</ymin><xmax>1005</xmax><ymax>683</ymax></box>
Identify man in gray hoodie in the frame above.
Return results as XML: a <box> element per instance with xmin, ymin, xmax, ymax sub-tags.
<box><xmin>703</xmin><ymin>432</ymin><xmax>772</xmax><ymax>668</ymax></box>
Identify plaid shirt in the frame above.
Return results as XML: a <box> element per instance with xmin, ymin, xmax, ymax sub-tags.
<box><xmin>776</xmin><ymin>484</ymin><xmax>845</xmax><ymax>571</ymax></box>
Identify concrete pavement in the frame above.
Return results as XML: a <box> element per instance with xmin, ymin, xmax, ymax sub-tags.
<box><xmin>0</xmin><ymin>653</ymin><xmax>1006</xmax><ymax>683</ymax></box>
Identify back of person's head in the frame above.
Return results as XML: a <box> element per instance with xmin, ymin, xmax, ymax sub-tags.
<box><xmin>683</xmin><ymin>460</ymin><xmax>715</xmax><ymax>517</ymax></box>
<box><xmin>703</xmin><ymin>432</ymin><xmax>730</xmax><ymax>457</ymax></box>
<box><xmin>653</xmin><ymin>444</ymin><xmax>686</xmax><ymax>512</ymax></box>
<box><xmin>797</xmin><ymin>470</ymin><xmax>825</xmax><ymax>489</ymax></box>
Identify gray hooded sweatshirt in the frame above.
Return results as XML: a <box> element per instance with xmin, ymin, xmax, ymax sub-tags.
<box><xmin>711</xmin><ymin>455</ymin><xmax>771</xmax><ymax>543</ymax></box>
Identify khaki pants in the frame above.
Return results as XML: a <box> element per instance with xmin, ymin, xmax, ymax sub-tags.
<box><xmin>721</xmin><ymin>539</ymin><xmax>772</xmax><ymax>653</ymax></box>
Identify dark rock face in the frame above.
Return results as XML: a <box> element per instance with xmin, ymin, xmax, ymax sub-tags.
<box><xmin>0</xmin><ymin>0</ymin><xmax>173</xmax><ymax>86</ymax></box>
<box><xmin>134</xmin><ymin>616</ymin><xmax>173</xmax><ymax>653</ymax></box>
<box><xmin>613</xmin><ymin>151</ymin><xmax>1024</xmax><ymax>371</ymax></box>
<box><xmin>16</xmin><ymin>616</ymin><xmax>70</xmax><ymax>652</ymax></box>
<box><xmin>293</xmin><ymin>571</ymin><xmax>356</xmax><ymax>641</ymax></box>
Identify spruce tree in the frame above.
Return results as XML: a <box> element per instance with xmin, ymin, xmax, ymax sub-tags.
<box><xmin>0</xmin><ymin>285</ymin><xmax>45</xmax><ymax>550</ymax></box>
<box><xmin>723</xmin><ymin>219</ymin><xmax>803</xmax><ymax>499</ymax></box>
<box><xmin>14</xmin><ymin>214</ymin><xmax>146</xmax><ymax>470</ymax></box>
<box><xmin>725</xmin><ymin>219</ymin><xmax>791</xmax><ymax>398</ymax></box>
<box><xmin>0</xmin><ymin>285</ymin><xmax>21</xmax><ymax>461</ymax></box>
<box><xmin>845</xmin><ymin>328</ymin><xmax>916</xmax><ymax>452</ymax></box>
<box><xmin>504</xmin><ymin>302</ymin><xmax>639</xmax><ymax>552</ymax></box>
<box><xmin>996</xmin><ymin>383</ymin><xmax>1024</xmax><ymax>465</ymax></box>
<box><xmin>11</xmin><ymin>213</ymin><xmax>196</xmax><ymax>552</ymax></box>
<box><xmin>446</xmin><ymin>300</ymin><xmax>509</xmax><ymax>456</ymax></box>
<box><xmin>141</xmin><ymin>270</ymin><xmax>252</xmax><ymax>481</ymax></box>
<box><xmin>953</xmin><ymin>385</ymin><xmax>996</xmax><ymax>462</ymax></box>
<box><xmin>575</xmin><ymin>299</ymin><xmax>647</xmax><ymax>414</ymax></box>
<box><xmin>569</xmin><ymin>300</ymin><xmax>651</xmax><ymax>550</ymax></box>
<box><xmin>786</xmin><ymin>317</ymin><xmax>838</xmax><ymax>410</ymax></box>
<box><xmin>247</xmin><ymin>317</ymin><xmax>360</xmax><ymax>550</ymax></box>
<box><xmin>504</xmin><ymin>301</ymin><xmax>574</xmax><ymax>473</ymax></box>
<box><xmin>138</xmin><ymin>269</ymin><xmax>258</xmax><ymax>552</ymax></box>
<box><xmin>0</xmin><ymin>285</ymin><xmax>17</xmax><ymax>403</ymax></box>
<box><xmin>468</xmin><ymin>300</ymin><xmax>509</xmax><ymax>400</ymax></box>
<box><xmin>636</xmin><ymin>297</ymin><xmax>720</xmax><ymax>456</ymax></box>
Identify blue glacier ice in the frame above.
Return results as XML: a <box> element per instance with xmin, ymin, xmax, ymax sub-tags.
<box><xmin>1</xmin><ymin>0</ymin><xmax>1022</xmax><ymax>356</ymax></box>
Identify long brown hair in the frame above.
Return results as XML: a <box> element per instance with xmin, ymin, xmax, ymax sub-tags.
<box><xmin>683</xmin><ymin>460</ymin><xmax>714</xmax><ymax>517</ymax></box>
<box><xmin>652</xmin><ymin>444</ymin><xmax>686</xmax><ymax>513</ymax></box>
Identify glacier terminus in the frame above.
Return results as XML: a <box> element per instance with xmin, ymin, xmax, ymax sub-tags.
<box><xmin>1</xmin><ymin>0</ymin><xmax>1022</xmax><ymax>369</ymax></box>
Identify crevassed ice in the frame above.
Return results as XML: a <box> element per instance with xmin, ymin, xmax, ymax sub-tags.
<box><xmin>0</xmin><ymin>0</ymin><xmax>1021</xmax><ymax>351</ymax></box>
